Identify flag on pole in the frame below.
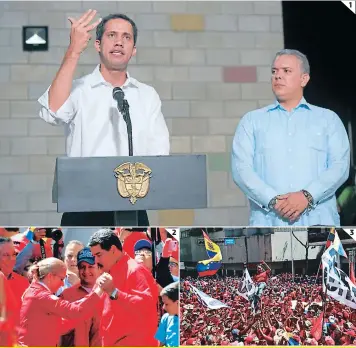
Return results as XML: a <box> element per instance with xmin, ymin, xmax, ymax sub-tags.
<box><xmin>333</xmin><ymin>231</ymin><xmax>347</xmax><ymax>258</ymax></box>
<box><xmin>196</xmin><ymin>231</ymin><xmax>222</xmax><ymax>277</ymax></box>
<box><xmin>322</xmin><ymin>244</ymin><xmax>356</xmax><ymax>309</ymax></box>
<box><xmin>325</xmin><ymin>228</ymin><xmax>336</xmax><ymax>248</ymax></box>
<box><xmin>310</xmin><ymin>311</ymin><xmax>323</xmax><ymax>341</ymax></box>
<box><xmin>189</xmin><ymin>283</ymin><xmax>230</xmax><ymax>309</ymax></box>
<box><xmin>236</xmin><ymin>268</ymin><xmax>255</xmax><ymax>301</ymax></box>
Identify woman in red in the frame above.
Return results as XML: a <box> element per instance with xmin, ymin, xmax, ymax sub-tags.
<box><xmin>17</xmin><ymin>257</ymin><xmax>104</xmax><ymax>347</ymax></box>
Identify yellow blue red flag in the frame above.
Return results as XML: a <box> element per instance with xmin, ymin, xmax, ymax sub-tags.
<box><xmin>196</xmin><ymin>231</ymin><xmax>222</xmax><ymax>277</ymax></box>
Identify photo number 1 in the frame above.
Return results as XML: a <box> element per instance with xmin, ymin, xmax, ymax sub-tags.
<box><xmin>342</xmin><ymin>1</ymin><xmax>356</xmax><ymax>14</ymax></box>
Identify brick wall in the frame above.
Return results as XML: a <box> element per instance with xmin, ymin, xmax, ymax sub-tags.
<box><xmin>0</xmin><ymin>1</ymin><xmax>284</xmax><ymax>226</ymax></box>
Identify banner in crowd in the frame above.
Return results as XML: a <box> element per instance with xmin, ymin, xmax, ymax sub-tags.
<box><xmin>189</xmin><ymin>283</ymin><xmax>230</xmax><ymax>310</ymax></box>
<box><xmin>322</xmin><ymin>240</ymin><xmax>356</xmax><ymax>309</ymax></box>
<box><xmin>236</xmin><ymin>268</ymin><xmax>255</xmax><ymax>301</ymax></box>
<box><xmin>196</xmin><ymin>231</ymin><xmax>222</xmax><ymax>277</ymax></box>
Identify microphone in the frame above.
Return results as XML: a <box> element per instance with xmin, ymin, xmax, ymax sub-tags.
<box><xmin>112</xmin><ymin>87</ymin><xmax>133</xmax><ymax>156</ymax></box>
<box><xmin>113</xmin><ymin>87</ymin><xmax>125</xmax><ymax>112</ymax></box>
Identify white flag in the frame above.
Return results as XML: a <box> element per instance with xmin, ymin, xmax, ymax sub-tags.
<box><xmin>343</xmin><ymin>229</ymin><xmax>356</xmax><ymax>242</ymax></box>
<box><xmin>322</xmin><ymin>245</ymin><xmax>356</xmax><ymax>309</ymax></box>
<box><xmin>236</xmin><ymin>268</ymin><xmax>256</xmax><ymax>301</ymax></box>
<box><xmin>189</xmin><ymin>283</ymin><xmax>230</xmax><ymax>309</ymax></box>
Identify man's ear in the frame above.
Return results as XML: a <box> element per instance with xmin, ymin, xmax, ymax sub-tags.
<box><xmin>301</xmin><ymin>73</ymin><xmax>310</xmax><ymax>88</ymax></box>
<box><xmin>95</xmin><ymin>40</ymin><xmax>101</xmax><ymax>53</ymax></box>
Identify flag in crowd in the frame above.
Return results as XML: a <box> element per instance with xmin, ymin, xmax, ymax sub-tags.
<box><xmin>196</xmin><ymin>231</ymin><xmax>222</xmax><ymax>277</ymax></box>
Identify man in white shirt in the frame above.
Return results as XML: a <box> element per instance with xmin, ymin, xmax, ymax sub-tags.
<box><xmin>38</xmin><ymin>10</ymin><xmax>170</xmax><ymax>226</ymax></box>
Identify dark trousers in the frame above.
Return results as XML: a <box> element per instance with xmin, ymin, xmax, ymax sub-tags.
<box><xmin>61</xmin><ymin>210</ymin><xmax>149</xmax><ymax>227</ymax></box>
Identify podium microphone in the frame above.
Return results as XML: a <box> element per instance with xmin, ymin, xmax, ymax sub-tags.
<box><xmin>113</xmin><ymin>87</ymin><xmax>133</xmax><ymax>156</ymax></box>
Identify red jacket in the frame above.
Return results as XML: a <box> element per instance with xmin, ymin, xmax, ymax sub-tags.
<box><xmin>0</xmin><ymin>272</ymin><xmax>18</xmax><ymax>346</ymax></box>
<box><xmin>60</xmin><ymin>284</ymin><xmax>103</xmax><ymax>347</ymax></box>
<box><xmin>101</xmin><ymin>253</ymin><xmax>159</xmax><ymax>346</ymax></box>
<box><xmin>8</xmin><ymin>272</ymin><xmax>29</xmax><ymax>304</ymax></box>
<box><xmin>17</xmin><ymin>282</ymin><xmax>101</xmax><ymax>346</ymax></box>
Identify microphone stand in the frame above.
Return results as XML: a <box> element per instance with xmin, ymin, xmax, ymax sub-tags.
<box><xmin>122</xmin><ymin>99</ymin><xmax>133</xmax><ymax>156</ymax></box>
<box><xmin>114</xmin><ymin>97</ymin><xmax>137</xmax><ymax>226</ymax></box>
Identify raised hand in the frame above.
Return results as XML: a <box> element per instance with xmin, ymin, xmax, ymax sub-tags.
<box><xmin>67</xmin><ymin>9</ymin><xmax>102</xmax><ymax>55</ymax></box>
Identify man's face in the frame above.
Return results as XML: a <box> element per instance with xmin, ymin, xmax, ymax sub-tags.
<box><xmin>95</xmin><ymin>18</ymin><xmax>136</xmax><ymax>71</ymax></box>
<box><xmin>169</xmin><ymin>261</ymin><xmax>179</xmax><ymax>277</ymax></box>
<box><xmin>162</xmin><ymin>294</ymin><xmax>179</xmax><ymax>316</ymax></box>
<box><xmin>134</xmin><ymin>248</ymin><xmax>152</xmax><ymax>271</ymax></box>
<box><xmin>64</xmin><ymin>244</ymin><xmax>83</xmax><ymax>272</ymax></box>
<box><xmin>0</xmin><ymin>242</ymin><xmax>16</xmax><ymax>277</ymax></box>
<box><xmin>271</xmin><ymin>54</ymin><xmax>310</xmax><ymax>102</ymax></box>
<box><xmin>78</xmin><ymin>261</ymin><xmax>100</xmax><ymax>287</ymax></box>
<box><xmin>90</xmin><ymin>244</ymin><xmax>116</xmax><ymax>272</ymax></box>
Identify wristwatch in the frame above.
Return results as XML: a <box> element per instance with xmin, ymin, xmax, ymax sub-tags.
<box><xmin>268</xmin><ymin>196</ymin><xmax>279</xmax><ymax>210</ymax></box>
<box><xmin>110</xmin><ymin>288</ymin><xmax>119</xmax><ymax>300</ymax></box>
<box><xmin>301</xmin><ymin>190</ymin><xmax>314</xmax><ymax>211</ymax></box>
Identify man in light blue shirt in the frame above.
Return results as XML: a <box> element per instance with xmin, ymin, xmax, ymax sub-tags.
<box><xmin>232</xmin><ymin>49</ymin><xmax>350</xmax><ymax>226</ymax></box>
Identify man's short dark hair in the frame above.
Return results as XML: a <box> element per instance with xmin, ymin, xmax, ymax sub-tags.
<box><xmin>96</xmin><ymin>13</ymin><xmax>138</xmax><ymax>46</ymax></box>
<box><xmin>160</xmin><ymin>281</ymin><xmax>179</xmax><ymax>302</ymax></box>
<box><xmin>88</xmin><ymin>228</ymin><xmax>123</xmax><ymax>251</ymax></box>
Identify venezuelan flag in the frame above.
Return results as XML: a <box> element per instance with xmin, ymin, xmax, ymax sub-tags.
<box><xmin>284</xmin><ymin>332</ymin><xmax>300</xmax><ymax>346</ymax></box>
<box><xmin>196</xmin><ymin>231</ymin><xmax>222</xmax><ymax>277</ymax></box>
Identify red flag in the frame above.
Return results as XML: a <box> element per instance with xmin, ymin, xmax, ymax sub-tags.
<box><xmin>310</xmin><ymin>311</ymin><xmax>323</xmax><ymax>341</ymax></box>
<box><xmin>349</xmin><ymin>261</ymin><xmax>356</xmax><ymax>286</ymax></box>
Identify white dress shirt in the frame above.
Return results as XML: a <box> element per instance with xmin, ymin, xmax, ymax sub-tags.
<box><xmin>38</xmin><ymin>65</ymin><xmax>170</xmax><ymax>157</ymax></box>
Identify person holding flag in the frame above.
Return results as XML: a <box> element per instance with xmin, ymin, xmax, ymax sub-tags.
<box><xmin>250</xmin><ymin>261</ymin><xmax>271</xmax><ymax>313</ymax></box>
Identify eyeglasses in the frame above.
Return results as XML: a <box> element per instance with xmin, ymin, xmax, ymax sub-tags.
<box><xmin>169</xmin><ymin>262</ymin><xmax>178</xmax><ymax>268</ymax></box>
<box><xmin>134</xmin><ymin>249</ymin><xmax>152</xmax><ymax>256</ymax></box>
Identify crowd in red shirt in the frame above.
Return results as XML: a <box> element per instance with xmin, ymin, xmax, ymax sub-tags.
<box><xmin>181</xmin><ymin>273</ymin><xmax>356</xmax><ymax>346</ymax></box>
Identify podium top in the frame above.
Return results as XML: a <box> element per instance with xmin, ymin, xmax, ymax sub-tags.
<box><xmin>53</xmin><ymin>155</ymin><xmax>207</xmax><ymax>213</ymax></box>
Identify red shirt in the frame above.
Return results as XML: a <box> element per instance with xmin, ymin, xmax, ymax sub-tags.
<box><xmin>254</xmin><ymin>270</ymin><xmax>271</xmax><ymax>283</ymax></box>
<box><xmin>101</xmin><ymin>253</ymin><xmax>159</xmax><ymax>346</ymax></box>
<box><xmin>0</xmin><ymin>272</ymin><xmax>18</xmax><ymax>346</ymax></box>
<box><xmin>17</xmin><ymin>282</ymin><xmax>101</xmax><ymax>346</ymax></box>
<box><xmin>60</xmin><ymin>284</ymin><xmax>103</xmax><ymax>347</ymax></box>
<box><xmin>8</xmin><ymin>272</ymin><xmax>29</xmax><ymax>304</ymax></box>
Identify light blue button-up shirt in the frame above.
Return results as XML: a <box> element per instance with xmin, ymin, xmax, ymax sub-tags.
<box><xmin>232</xmin><ymin>97</ymin><xmax>350</xmax><ymax>226</ymax></box>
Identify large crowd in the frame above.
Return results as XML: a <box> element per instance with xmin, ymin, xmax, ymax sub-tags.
<box><xmin>181</xmin><ymin>273</ymin><xmax>356</xmax><ymax>346</ymax></box>
<box><xmin>0</xmin><ymin>227</ymin><xmax>179</xmax><ymax>347</ymax></box>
